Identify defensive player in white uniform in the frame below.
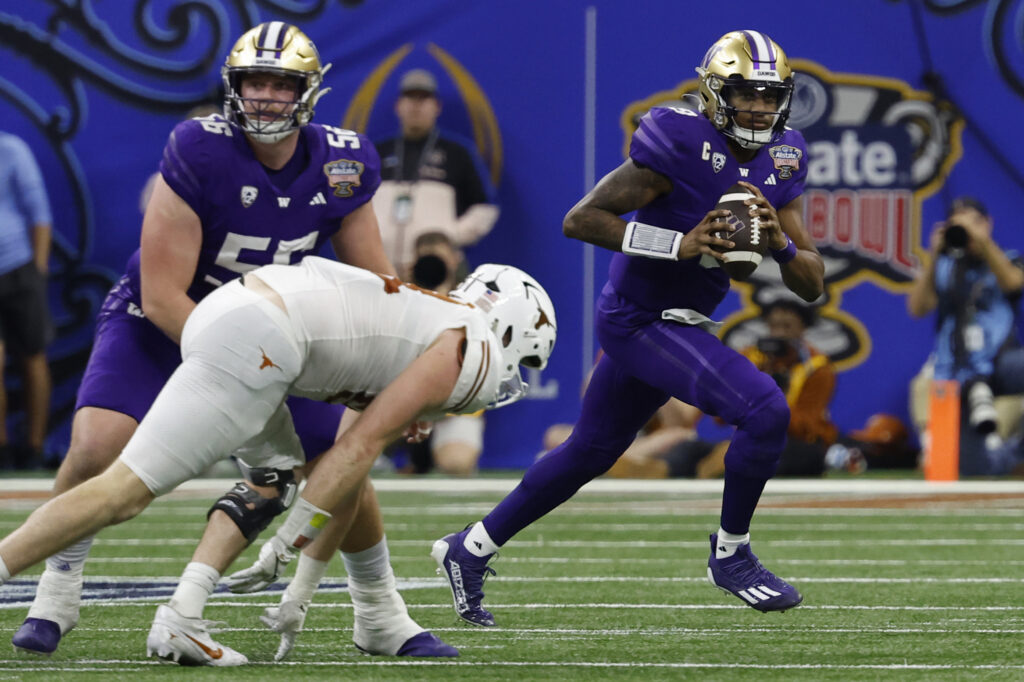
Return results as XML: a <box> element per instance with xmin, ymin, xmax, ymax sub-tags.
<box><xmin>0</xmin><ymin>259</ymin><xmax>556</xmax><ymax>665</ymax></box>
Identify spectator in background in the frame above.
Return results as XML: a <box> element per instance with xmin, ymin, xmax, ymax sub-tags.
<box><xmin>742</xmin><ymin>300</ymin><xmax>838</xmax><ymax>476</ymax></box>
<box><xmin>397</xmin><ymin>232</ymin><xmax>482</xmax><ymax>476</ymax></box>
<box><xmin>907</xmin><ymin>196</ymin><xmax>1024</xmax><ymax>475</ymax></box>
<box><xmin>372</xmin><ymin>69</ymin><xmax>499</xmax><ymax>278</ymax></box>
<box><xmin>0</xmin><ymin>132</ymin><xmax>53</xmax><ymax>470</ymax></box>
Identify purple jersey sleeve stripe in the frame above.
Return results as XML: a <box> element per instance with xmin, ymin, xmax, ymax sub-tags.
<box><xmin>160</xmin><ymin>131</ymin><xmax>202</xmax><ymax>206</ymax></box>
<box><xmin>633</xmin><ymin>128</ymin><xmax>672</xmax><ymax>164</ymax></box>
<box><xmin>638</xmin><ymin>115</ymin><xmax>676</xmax><ymax>155</ymax></box>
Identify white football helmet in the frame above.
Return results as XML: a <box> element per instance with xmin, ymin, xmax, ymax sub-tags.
<box><xmin>222</xmin><ymin>22</ymin><xmax>331</xmax><ymax>143</ymax></box>
<box><xmin>451</xmin><ymin>264</ymin><xmax>557</xmax><ymax>408</ymax></box>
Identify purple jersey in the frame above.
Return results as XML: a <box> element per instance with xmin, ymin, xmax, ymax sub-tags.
<box><xmin>76</xmin><ymin>117</ymin><xmax>375</xmax><ymax>459</ymax></box>
<box><xmin>121</xmin><ymin>116</ymin><xmax>381</xmax><ymax>305</ymax></box>
<box><xmin>609</xmin><ymin>107</ymin><xmax>807</xmax><ymax>315</ymax></box>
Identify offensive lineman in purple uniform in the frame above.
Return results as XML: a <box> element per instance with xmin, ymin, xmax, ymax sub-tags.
<box><xmin>433</xmin><ymin>30</ymin><xmax>825</xmax><ymax>624</ymax></box>
<box><xmin>13</xmin><ymin>23</ymin><xmax>455</xmax><ymax>663</ymax></box>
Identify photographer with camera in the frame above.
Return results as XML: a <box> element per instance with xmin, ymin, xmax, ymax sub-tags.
<box><xmin>371</xmin><ymin>69</ymin><xmax>499</xmax><ymax>277</ymax></box>
<box><xmin>390</xmin><ymin>232</ymin><xmax>483</xmax><ymax>476</ymax></box>
<box><xmin>907</xmin><ymin>196</ymin><xmax>1024</xmax><ymax>474</ymax></box>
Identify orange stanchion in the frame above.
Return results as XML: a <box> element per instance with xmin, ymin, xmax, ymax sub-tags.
<box><xmin>924</xmin><ymin>379</ymin><xmax>960</xmax><ymax>481</ymax></box>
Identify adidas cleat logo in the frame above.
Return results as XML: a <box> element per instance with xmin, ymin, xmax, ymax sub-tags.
<box><xmin>448</xmin><ymin>560</ymin><xmax>468</xmax><ymax>611</ymax></box>
<box><xmin>737</xmin><ymin>585</ymin><xmax>783</xmax><ymax>605</ymax></box>
<box><xmin>309</xmin><ymin>192</ymin><xmax>326</xmax><ymax>206</ymax></box>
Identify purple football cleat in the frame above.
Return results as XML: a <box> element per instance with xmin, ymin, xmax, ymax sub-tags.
<box><xmin>12</xmin><ymin>618</ymin><xmax>61</xmax><ymax>655</ymax></box>
<box><xmin>395</xmin><ymin>631</ymin><xmax>459</xmax><ymax>657</ymax></box>
<box><xmin>430</xmin><ymin>528</ymin><xmax>497</xmax><ymax>627</ymax></box>
<box><xmin>706</xmin><ymin>533</ymin><xmax>803</xmax><ymax>612</ymax></box>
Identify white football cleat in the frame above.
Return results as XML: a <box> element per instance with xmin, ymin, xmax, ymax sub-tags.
<box><xmin>146</xmin><ymin>604</ymin><xmax>248</xmax><ymax>667</ymax></box>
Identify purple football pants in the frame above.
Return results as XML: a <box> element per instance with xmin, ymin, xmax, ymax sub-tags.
<box><xmin>483</xmin><ymin>285</ymin><xmax>789</xmax><ymax>544</ymax></box>
<box><xmin>75</xmin><ymin>283</ymin><xmax>341</xmax><ymax>462</ymax></box>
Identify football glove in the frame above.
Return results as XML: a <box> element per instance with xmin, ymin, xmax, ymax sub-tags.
<box><xmin>225</xmin><ymin>536</ymin><xmax>294</xmax><ymax>593</ymax></box>
<box><xmin>259</xmin><ymin>594</ymin><xmax>309</xmax><ymax>661</ymax></box>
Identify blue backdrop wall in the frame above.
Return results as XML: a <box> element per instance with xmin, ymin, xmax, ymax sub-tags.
<box><xmin>3</xmin><ymin>0</ymin><xmax>1023</xmax><ymax>468</ymax></box>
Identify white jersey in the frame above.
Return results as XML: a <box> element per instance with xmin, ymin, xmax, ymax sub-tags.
<box><xmin>251</xmin><ymin>257</ymin><xmax>504</xmax><ymax>418</ymax></box>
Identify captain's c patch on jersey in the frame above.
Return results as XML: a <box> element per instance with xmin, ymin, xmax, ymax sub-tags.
<box><xmin>324</xmin><ymin>159</ymin><xmax>365</xmax><ymax>197</ymax></box>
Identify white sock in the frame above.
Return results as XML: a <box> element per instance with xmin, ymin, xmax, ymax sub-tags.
<box><xmin>45</xmin><ymin>535</ymin><xmax>93</xmax><ymax>576</ymax></box>
<box><xmin>463</xmin><ymin>522</ymin><xmax>500</xmax><ymax>557</ymax></box>
<box><xmin>0</xmin><ymin>554</ymin><xmax>9</xmax><ymax>584</ymax></box>
<box><xmin>341</xmin><ymin>537</ymin><xmax>391</xmax><ymax>582</ymax></box>
<box><xmin>715</xmin><ymin>528</ymin><xmax>751</xmax><ymax>559</ymax></box>
<box><xmin>285</xmin><ymin>553</ymin><xmax>329</xmax><ymax>605</ymax></box>
<box><xmin>343</xmin><ymin>539</ymin><xmax>422</xmax><ymax>655</ymax></box>
<box><xmin>168</xmin><ymin>562</ymin><xmax>220</xmax><ymax>619</ymax></box>
<box><xmin>27</xmin><ymin>567</ymin><xmax>85</xmax><ymax>633</ymax></box>
<box><xmin>27</xmin><ymin>538</ymin><xmax>93</xmax><ymax>631</ymax></box>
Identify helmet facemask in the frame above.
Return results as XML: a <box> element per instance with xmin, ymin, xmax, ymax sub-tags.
<box><xmin>695</xmin><ymin>30</ymin><xmax>794</xmax><ymax>150</ymax></box>
<box><xmin>712</xmin><ymin>77</ymin><xmax>793</xmax><ymax>149</ymax></box>
<box><xmin>221</xmin><ymin>22</ymin><xmax>331</xmax><ymax>143</ymax></box>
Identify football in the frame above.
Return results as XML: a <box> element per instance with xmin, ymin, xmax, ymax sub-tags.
<box><xmin>711</xmin><ymin>183</ymin><xmax>766</xmax><ymax>281</ymax></box>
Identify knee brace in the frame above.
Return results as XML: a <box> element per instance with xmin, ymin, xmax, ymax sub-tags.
<box><xmin>208</xmin><ymin>471</ymin><xmax>296</xmax><ymax>543</ymax></box>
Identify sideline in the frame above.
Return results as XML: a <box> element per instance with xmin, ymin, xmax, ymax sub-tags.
<box><xmin>2</xmin><ymin>476</ymin><xmax>1023</xmax><ymax>496</ymax></box>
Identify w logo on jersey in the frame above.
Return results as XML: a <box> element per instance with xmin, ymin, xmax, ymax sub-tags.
<box><xmin>324</xmin><ymin>159</ymin><xmax>364</xmax><ymax>198</ymax></box>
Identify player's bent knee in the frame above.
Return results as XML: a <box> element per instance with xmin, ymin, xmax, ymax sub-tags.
<box><xmin>209</xmin><ymin>474</ymin><xmax>296</xmax><ymax>543</ymax></box>
<box><xmin>738</xmin><ymin>389</ymin><xmax>790</xmax><ymax>442</ymax></box>
<box><xmin>103</xmin><ymin>466</ymin><xmax>157</xmax><ymax>524</ymax></box>
<box><xmin>60</xmin><ymin>447</ymin><xmax>116</xmax><ymax>484</ymax></box>
<box><xmin>563</xmin><ymin>433</ymin><xmax>632</xmax><ymax>478</ymax></box>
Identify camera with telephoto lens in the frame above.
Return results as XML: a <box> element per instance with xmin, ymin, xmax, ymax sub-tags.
<box><xmin>411</xmin><ymin>254</ymin><xmax>449</xmax><ymax>290</ymax></box>
<box><xmin>757</xmin><ymin>337</ymin><xmax>795</xmax><ymax>358</ymax></box>
<box><xmin>942</xmin><ymin>223</ymin><xmax>969</xmax><ymax>254</ymax></box>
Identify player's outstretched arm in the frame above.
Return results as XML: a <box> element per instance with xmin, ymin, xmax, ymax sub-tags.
<box><xmin>562</xmin><ymin>159</ymin><xmax>672</xmax><ymax>251</ymax></box>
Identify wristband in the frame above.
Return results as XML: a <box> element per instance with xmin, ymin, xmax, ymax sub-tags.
<box><xmin>770</xmin><ymin>237</ymin><xmax>797</xmax><ymax>264</ymax></box>
<box><xmin>622</xmin><ymin>221</ymin><xmax>682</xmax><ymax>261</ymax></box>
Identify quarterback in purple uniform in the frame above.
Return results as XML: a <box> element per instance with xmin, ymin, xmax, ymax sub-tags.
<box><xmin>433</xmin><ymin>30</ymin><xmax>825</xmax><ymax>624</ymax></box>
<box><xmin>13</xmin><ymin>23</ymin><xmax>455</xmax><ymax>664</ymax></box>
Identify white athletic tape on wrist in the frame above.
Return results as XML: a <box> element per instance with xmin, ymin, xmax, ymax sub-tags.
<box><xmin>277</xmin><ymin>497</ymin><xmax>331</xmax><ymax>551</ymax></box>
<box><xmin>622</xmin><ymin>221</ymin><xmax>682</xmax><ymax>260</ymax></box>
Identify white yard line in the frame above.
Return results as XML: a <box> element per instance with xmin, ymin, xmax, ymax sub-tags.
<box><xmin>3</xmin><ymin>477</ymin><xmax>1024</xmax><ymax>495</ymax></box>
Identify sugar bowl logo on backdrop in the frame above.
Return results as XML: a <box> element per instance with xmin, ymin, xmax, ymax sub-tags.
<box><xmin>622</xmin><ymin>60</ymin><xmax>964</xmax><ymax>369</ymax></box>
